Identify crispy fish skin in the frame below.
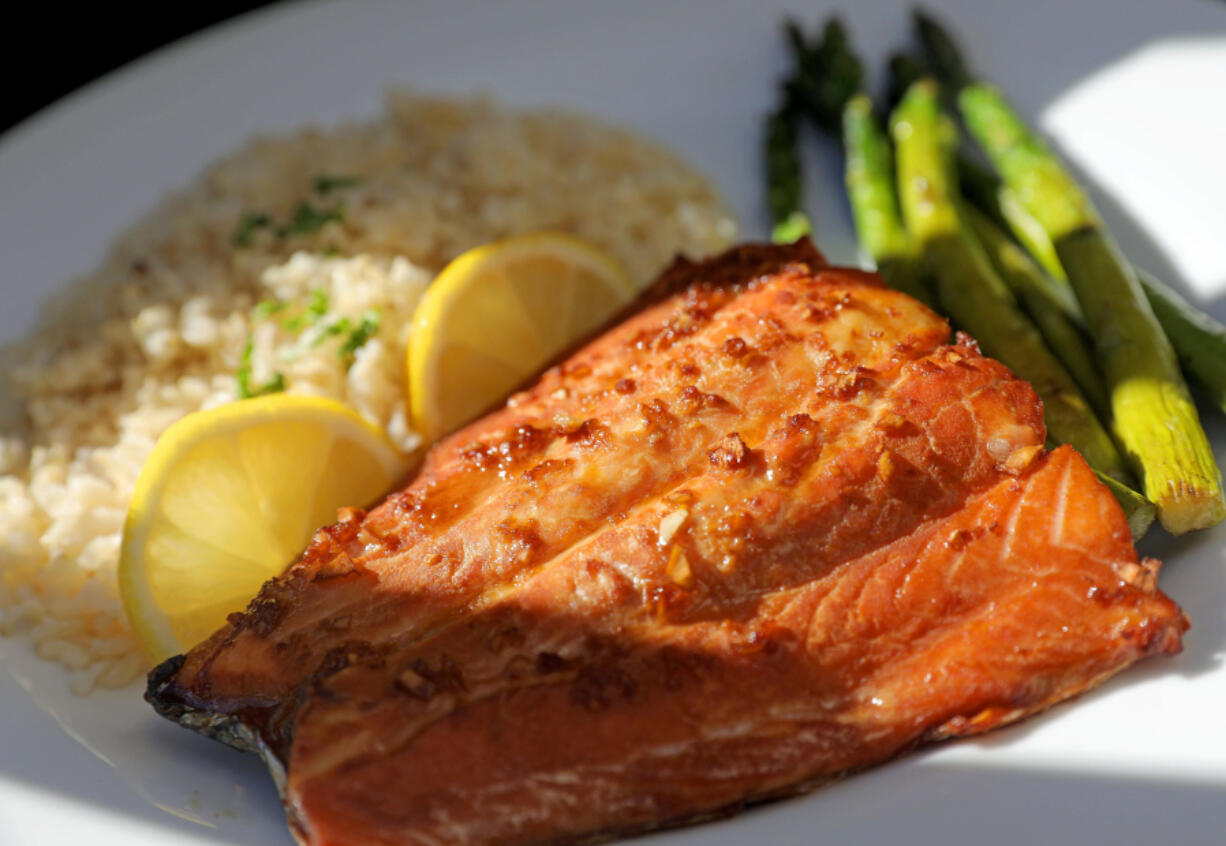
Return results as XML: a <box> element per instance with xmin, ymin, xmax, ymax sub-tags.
<box><xmin>147</xmin><ymin>242</ymin><xmax>1187</xmax><ymax>846</ymax></box>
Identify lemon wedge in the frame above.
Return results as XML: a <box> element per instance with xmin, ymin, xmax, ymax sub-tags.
<box><xmin>408</xmin><ymin>232</ymin><xmax>637</xmax><ymax>442</ymax></box>
<box><xmin>119</xmin><ymin>394</ymin><xmax>409</xmax><ymax>662</ymax></box>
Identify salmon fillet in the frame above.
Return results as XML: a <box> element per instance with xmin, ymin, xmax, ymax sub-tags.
<box><xmin>147</xmin><ymin>241</ymin><xmax>1187</xmax><ymax>846</ymax></box>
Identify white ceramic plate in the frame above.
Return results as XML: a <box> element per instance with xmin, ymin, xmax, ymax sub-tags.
<box><xmin>3</xmin><ymin>1</ymin><xmax>1225</xmax><ymax>844</ymax></box>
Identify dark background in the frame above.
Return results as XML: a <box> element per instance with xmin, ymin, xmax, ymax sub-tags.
<box><xmin>6</xmin><ymin>0</ymin><xmax>1225</xmax><ymax>137</ymax></box>
<box><xmin>1</xmin><ymin>2</ymin><xmax>276</xmax><ymax>136</ymax></box>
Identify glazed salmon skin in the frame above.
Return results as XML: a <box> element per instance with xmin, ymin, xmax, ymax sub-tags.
<box><xmin>148</xmin><ymin>241</ymin><xmax>1187</xmax><ymax>846</ymax></box>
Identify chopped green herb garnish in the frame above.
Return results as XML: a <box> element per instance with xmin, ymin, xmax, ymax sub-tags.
<box><xmin>313</xmin><ymin>175</ymin><xmax>363</xmax><ymax>195</ymax></box>
<box><xmin>236</xmin><ymin>338</ymin><xmax>287</xmax><ymax>399</ymax></box>
<box><xmin>254</xmin><ymin>372</ymin><xmax>286</xmax><ymax>397</ymax></box>
<box><xmin>251</xmin><ymin>299</ymin><xmax>287</xmax><ymax>320</ymax></box>
<box><xmin>283</xmin><ymin>288</ymin><xmax>330</xmax><ymax>332</ymax></box>
<box><xmin>311</xmin><ymin>316</ymin><xmax>352</xmax><ymax>348</ymax></box>
<box><xmin>321</xmin><ymin>245</ymin><xmax>342</xmax><ymax>258</ymax></box>
<box><xmin>278</xmin><ymin>202</ymin><xmax>343</xmax><ymax>238</ymax></box>
<box><xmin>340</xmin><ymin>310</ymin><xmax>381</xmax><ymax>360</ymax></box>
<box><xmin>232</xmin><ymin>212</ymin><xmax>271</xmax><ymax>247</ymax></box>
<box><xmin>235</xmin><ymin>195</ymin><xmax>344</xmax><ymax>246</ymax></box>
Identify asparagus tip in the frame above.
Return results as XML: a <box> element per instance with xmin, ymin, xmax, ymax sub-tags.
<box><xmin>912</xmin><ymin>6</ymin><xmax>974</xmax><ymax>92</ymax></box>
<box><xmin>771</xmin><ymin>211</ymin><xmax>813</xmax><ymax>245</ymax></box>
<box><xmin>822</xmin><ymin>16</ymin><xmax>849</xmax><ymax>47</ymax></box>
<box><xmin>783</xmin><ymin>17</ymin><xmax>808</xmax><ymax>56</ymax></box>
<box><xmin>783</xmin><ymin>13</ymin><xmax>864</xmax><ymax>133</ymax></box>
<box><xmin>844</xmin><ymin>91</ymin><xmax>872</xmax><ymax>118</ymax></box>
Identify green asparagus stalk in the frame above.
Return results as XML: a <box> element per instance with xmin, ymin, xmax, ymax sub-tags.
<box><xmin>964</xmin><ymin>205</ymin><xmax>1107</xmax><ymax>415</ymax></box>
<box><xmin>893</xmin><ymin>52</ymin><xmax>1080</xmax><ymax>324</ymax></box>
<box><xmin>916</xmin><ymin>11</ymin><xmax>1084</xmax><ymax>283</ymax></box>
<box><xmin>917</xmin><ymin>30</ymin><xmax>1158</xmax><ymax>533</ymax></box>
<box><xmin>962</xmin><ymin>151</ymin><xmax>1226</xmax><ymax>421</ymax></box>
<box><xmin>957</xmin><ymin>156</ymin><xmax>1069</xmax><ymax>285</ymax></box>
<box><xmin>764</xmin><ymin>100</ymin><xmax>812</xmax><ymax>244</ymax></box>
<box><xmin>783</xmin><ymin>21</ymin><xmax>936</xmax><ymax>304</ymax></box>
<box><xmin>891</xmin><ymin>80</ymin><xmax>1131</xmax><ymax>484</ymax></box>
<box><xmin>842</xmin><ymin>94</ymin><xmax>933</xmax><ymax>305</ymax></box>
<box><xmin>946</xmin><ymin>61</ymin><xmax>1224</xmax><ymax>534</ymax></box>
<box><xmin>1139</xmin><ymin>272</ymin><xmax>1226</xmax><ymax>415</ymax></box>
<box><xmin>897</xmin><ymin>48</ymin><xmax>1072</xmax><ymax>298</ymax></box>
<box><xmin>1096</xmin><ymin>466</ymin><xmax>1158</xmax><ymax>540</ymax></box>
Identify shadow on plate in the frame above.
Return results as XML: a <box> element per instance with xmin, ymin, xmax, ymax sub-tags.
<box><xmin>636</xmin><ymin>748</ymin><xmax>1226</xmax><ymax>846</ymax></box>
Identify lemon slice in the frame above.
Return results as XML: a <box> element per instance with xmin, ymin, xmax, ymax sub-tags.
<box><xmin>119</xmin><ymin>394</ymin><xmax>409</xmax><ymax>661</ymax></box>
<box><xmin>408</xmin><ymin>232</ymin><xmax>637</xmax><ymax>442</ymax></box>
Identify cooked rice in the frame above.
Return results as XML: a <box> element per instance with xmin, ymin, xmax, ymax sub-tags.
<box><xmin>0</xmin><ymin>91</ymin><xmax>737</xmax><ymax>694</ymax></box>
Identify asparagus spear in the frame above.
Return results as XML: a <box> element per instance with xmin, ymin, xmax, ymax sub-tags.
<box><xmin>962</xmin><ymin>152</ymin><xmax>1226</xmax><ymax>419</ymax></box>
<box><xmin>766</xmin><ymin>18</ymin><xmax>857</xmax><ymax>244</ymax></box>
<box><xmin>841</xmin><ymin>94</ymin><xmax>933</xmax><ymax>305</ymax></box>
<box><xmin>891</xmin><ymin>80</ymin><xmax>1131</xmax><ymax>484</ymax></box>
<box><xmin>782</xmin><ymin>20</ymin><xmax>934</xmax><ymax>304</ymax></box>
<box><xmin>1139</xmin><ymin>272</ymin><xmax>1226</xmax><ymax>415</ymax></box>
<box><xmin>964</xmin><ymin>205</ymin><xmax>1107</xmax><ymax>415</ymax></box>
<box><xmin>785</xmin><ymin>18</ymin><xmax>862</xmax><ymax>134</ymax></box>
<box><xmin>890</xmin><ymin>52</ymin><xmax>1077</xmax><ymax>313</ymax></box>
<box><xmin>1096</xmin><ymin>465</ymin><xmax>1158</xmax><ymax>540</ymax></box>
<box><xmin>949</xmin><ymin>96</ymin><xmax>1154</xmax><ymax>533</ymax></box>
<box><xmin>764</xmin><ymin>100</ymin><xmax>812</xmax><ymax>244</ymax></box>
<box><xmin>957</xmin><ymin>155</ymin><xmax>1069</xmax><ymax>285</ymax></box>
<box><xmin>924</xmin><ymin>12</ymin><xmax>1225</xmax><ymax>533</ymax></box>
<box><xmin>893</xmin><ymin>49</ymin><xmax>1073</xmax><ymax>297</ymax></box>
<box><xmin>965</xmin><ymin>190</ymin><xmax>1079</xmax><ymax>322</ymax></box>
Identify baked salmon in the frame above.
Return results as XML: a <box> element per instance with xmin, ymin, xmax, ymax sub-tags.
<box><xmin>147</xmin><ymin>241</ymin><xmax>1187</xmax><ymax>846</ymax></box>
